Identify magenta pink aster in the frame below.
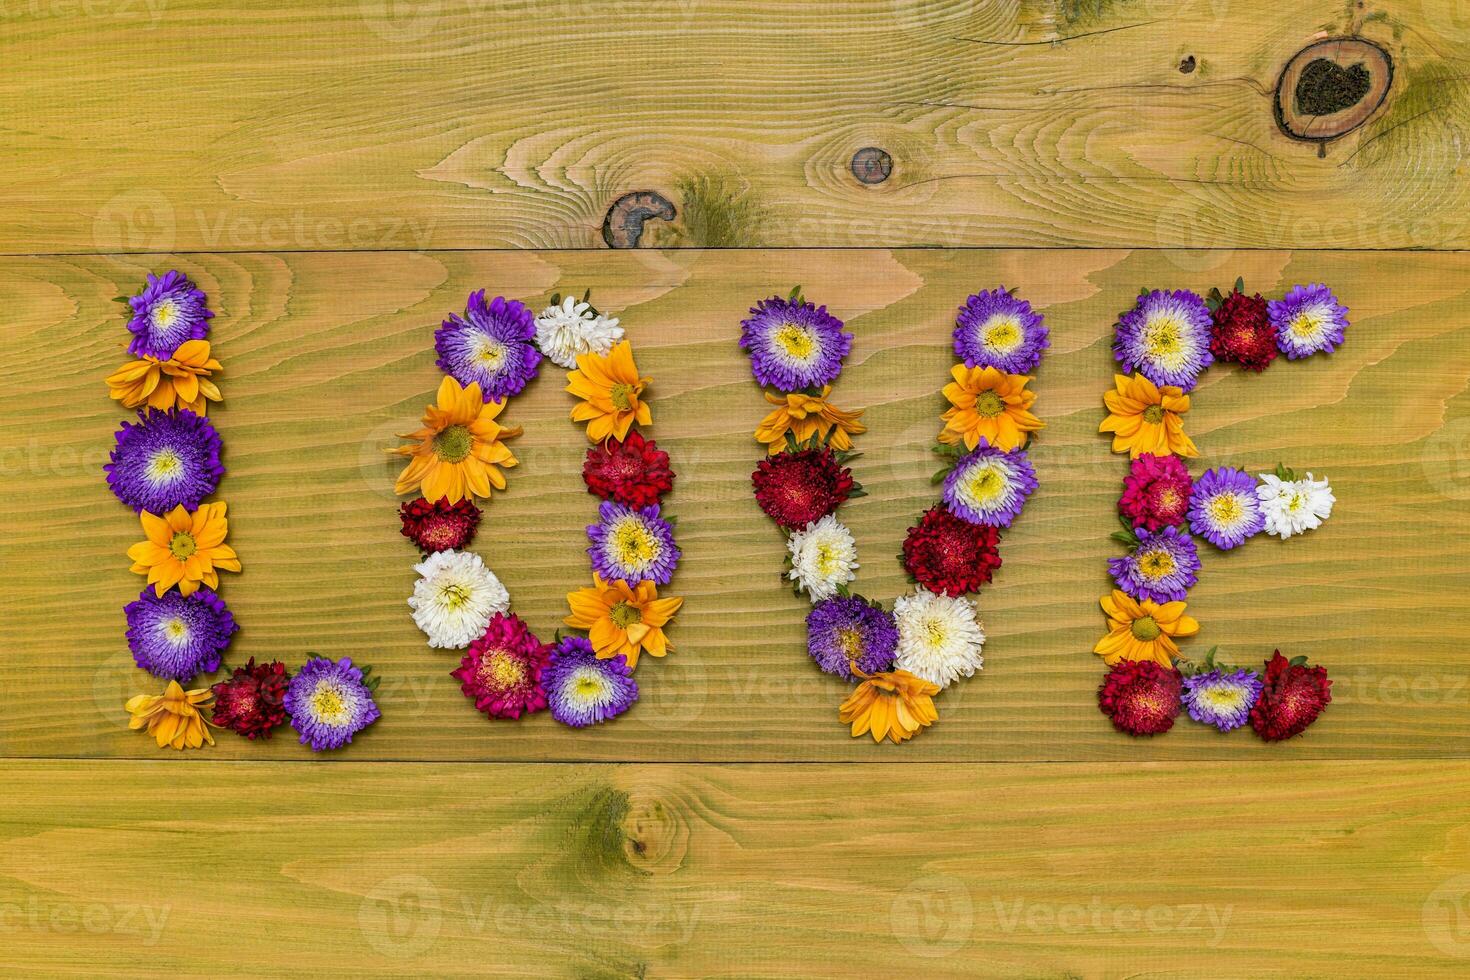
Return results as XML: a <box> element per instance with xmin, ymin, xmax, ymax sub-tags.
<box><xmin>1119</xmin><ymin>453</ymin><xmax>1192</xmax><ymax>531</ymax></box>
<box><xmin>451</xmin><ymin>612</ymin><xmax>551</xmax><ymax>719</ymax></box>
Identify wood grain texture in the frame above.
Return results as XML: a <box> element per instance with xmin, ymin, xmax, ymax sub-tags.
<box><xmin>3</xmin><ymin>760</ymin><xmax>1470</xmax><ymax>976</ymax></box>
<box><xmin>3</xmin><ymin>0</ymin><xmax>1470</xmax><ymax>252</ymax></box>
<box><xmin>1</xmin><ymin>248</ymin><xmax>1467</xmax><ymax>762</ymax></box>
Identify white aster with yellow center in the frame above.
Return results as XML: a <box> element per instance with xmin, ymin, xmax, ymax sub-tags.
<box><xmin>786</xmin><ymin>514</ymin><xmax>859</xmax><ymax>602</ymax></box>
<box><xmin>892</xmin><ymin>588</ymin><xmax>985</xmax><ymax>689</ymax></box>
<box><xmin>408</xmin><ymin>548</ymin><xmax>511</xmax><ymax>648</ymax></box>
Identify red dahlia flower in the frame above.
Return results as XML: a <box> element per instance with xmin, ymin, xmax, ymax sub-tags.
<box><xmin>211</xmin><ymin>658</ymin><xmax>290</xmax><ymax>739</ymax></box>
<box><xmin>1098</xmin><ymin>660</ymin><xmax>1182</xmax><ymax>736</ymax></box>
<box><xmin>751</xmin><ymin>447</ymin><xmax>854</xmax><ymax>530</ymax></box>
<box><xmin>1250</xmin><ymin>650</ymin><xmax>1331</xmax><ymax>741</ymax></box>
<box><xmin>452</xmin><ymin>612</ymin><xmax>551</xmax><ymax>720</ymax></box>
<box><xmin>400</xmin><ymin>496</ymin><xmax>482</xmax><ymax>552</ymax></box>
<box><xmin>1119</xmin><ymin>453</ymin><xmax>1192</xmax><ymax>531</ymax></box>
<box><xmin>583</xmin><ymin>431</ymin><xmax>674</xmax><ymax>508</ymax></box>
<box><xmin>902</xmin><ymin>506</ymin><xmax>1002</xmax><ymax>596</ymax></box>
<box><xmin>1210</xmin><ymin>288</ymin><xmax>1278</xmax><ymax>372</ymax></box>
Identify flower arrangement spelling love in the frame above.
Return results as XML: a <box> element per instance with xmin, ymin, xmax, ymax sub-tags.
<box><xmin>390</xmin><ymin>290</ymin><xmax>682</xmax><ymax>728</ymax></box>
<box><xmin>742</xmin><ymin>286</ymin><xmax>1048</xmax><ymax>744</ymax></box>
<box><xmin>106</xmin><ymin>272</ymin><xmax>381</xmax><ymax>751</ymax></box>
<box><xmin>1095</xmin><ymin>280</ymin><xmax>1342</xmax><ymax>740</ymax></box>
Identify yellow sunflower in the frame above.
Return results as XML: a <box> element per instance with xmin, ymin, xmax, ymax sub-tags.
<box><xmin>754</xmin><ymin>386</ymin><xmax>866</xmax><ymax>455</ymax></box>
<box><xmin>392</xmin><ymin>375</ymin><xmax>521</xmax><ymax>503</ymax></box>
<box><xmin>1099</xmin><ymin>373</ymin><xmax>1199</xmax><ymax>459</ymax></box>
<box><xmin>938</xmin><ymin>365</ymin><xmax>1044</xmax><ymax>451</ymax></box>
<box><xmin>127</xmin><ymin>502</ymin><xmax>241</xmax><ymax>597</ymax></box>
<box><xmin>105</xmin><ymin>339</ymin><xmax>223</xmax><ymax>415</ymax></box>
<box><xmin>564</xmin><ymin>575</ymin><xmax>683</xmax><ymax>669</ymax></box>
<box><xmin>1093</xmin><ymin>589</ymin><xmax>1199</xmax><ymax>668</ymax></box>
<box><xmin>566</xmin><ymin>341</ymin><xmax>652</xmax><ymax>442</ymax></box>
<box><xmin>839</xmin><ymin>665</ymin><xmax>940</xmax><ymax>744</ymax></box>
<box><xmin>126</xmin><ymin>680</ymin><xmax>215</xmax><ymax>750</ymax></box>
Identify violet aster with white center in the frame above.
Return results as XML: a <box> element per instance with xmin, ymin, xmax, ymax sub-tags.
<box><xmin>1114</xmin><ymin>288</ymin><xmax>1214</xmax><ymax>391</ymax></box>
<box><xmin>543</xmin><ymin>636</ymin><xmax>638</xmax><ymax>728</ymax></box>
<box><xmin>435</xmin><ymin>290</ymin><xmax>543</xmax><ymax>402</ymax></box>
<box><xmin>125</xmin><ymin>270</ymin><xmax>214</xmax><ymax>359</ymax></box>
<box><xmin>1108</xmin><ymin>525</ymin><xmax>1201</xmax><ymax>603</ymax></box>
<box><xmin>739</xmin><ymin>294</ymin><xmax>852</xmax><ymax>392</ymax></box>
<box><xmin>123</xmin><ymin>586</ymin><xmax>237</xmax><ymax>683</ymax></box>
<box><xmin>104</xmin><ymin>409</ymin><xmax>224</xmax><ymax>514</ymax></box>
<box><xmin>941</xmin><ymin>441</ymin><xmax>1038</xmax><ymax>528</ymax></box>
<box><xmin>1268</xmin><ymin>284</ymin><xmax>1348</xmax><ymax>359</ymax></box>
<box><xmin>586</xmin><ymin>500</ymin><xmax>680</xmax><ymax>586</ymax></box>
<box><xmin>1187</xmin><ymin>467</ymin><xmax>1265</xmax><ymax>550</ymax></box>
<box><xmin>952</xmin><ymin>287</ymin><xmax>1049</xmax><ymax>374</ymax></box>
<box><xmin>284</xmin><ymin>656</ymin><xmax>381</xmax><ymax>751</ymax></box>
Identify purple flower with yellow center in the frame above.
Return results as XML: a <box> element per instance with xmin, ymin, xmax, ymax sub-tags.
<box><xmin>105</xmin><ymin>409</ymin><xmax>223</xmax><ymax>514</ymax></box>
<box><xmin>941</xmin><ymin>441</ymin><xmax>1038</xmax><ymax>528</ymax></box>
<box><xmin>806</xmin><ymin>595</ymin><xmax>898</xmax><ymax>681</ymax></box>
<box><xmin>1108</xmin><ymin>525</ymin><xmax>1200</xmax><ymax>603</ymax></box>
<box><xmin>1114</xmin><ymin>289</ymin><xmax>1214</xmax><ymax>392</ymax></box>
<box><xmin>125</xmin><ymin>270</ymin><xmax>213</xmax><ymax>359</ymax></box>
<box><xmin>740</xmin><ymin>294</ymin><xmax>852</xmax><ymax>392</ymax></box>
<box><xmin>1268</xmin><ymin>283</ymin><xmax>1348</xmax><ymax>359</ymax></box>
<box><xmin>123</xmin><ymin>586</ymin><xmax>237</xmax><ymax>683</ymax></box>
<box><xmin>586</xmin><ymin>500</ymin><xmax>680</xmax><ymax>586</ymax></box>
<box><xmin>543</xmin><ymin>636</ymin><xmax>638</xmax><ymax>728</ymax></box>
<box><xmin>953</xmin><ymin>287</ymin><xmax>1049</xmax><ymax>374</ymax></box>
<box><xmin>1188</xmin><ymin>467</ymin><xmax>1264</xmax><ymax>550</ymax></box>
<box><xmin>1182</xmin><ymin>668</ymin><xmax>1263</xmax><ymax>732</ymax></box>
<box><xmin>435</xmin><ymin>290</ymin><xmax>542</xmax><ymax>402</ymax></box>
<box><xmin>284</xmin><ymin>656</ymin><xmax>381</xmax><ymax>751</ymax></box>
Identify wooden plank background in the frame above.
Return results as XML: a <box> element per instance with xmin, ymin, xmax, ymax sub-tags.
<box><xmin>4</xmin><ymin>0</ymin><xmax>1470</xmax><ymax>974</ymax></box>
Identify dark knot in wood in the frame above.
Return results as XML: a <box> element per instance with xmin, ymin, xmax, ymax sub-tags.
<box><xmin>1274</xmin><ymin>38</ymin><xmax>1392</xmax><ymax>145</ymax></box>
<box><xmin>850</xmin><ymin>147</ymin><xmax>893</xmax><ymax>184</ymax></box>
<box><xmin>602</xmin><ymin>191</ymin><xmax>676</xmax><ymax>248</ymax></box>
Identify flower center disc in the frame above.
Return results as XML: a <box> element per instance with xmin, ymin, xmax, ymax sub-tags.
<box><xmin>433</xmin><ymin>424</ymin><xmax>474</xmax><ymax>463</ymax></box>
<box><xmin>609</xmin><ymin>600</ymin><xmax>642</xmax><ymax>628</ymax></box>
<box><xmin>610</xmin><ymin>383</ymin><xmax>636</xmax><ymax>411</ymax></box>
<box><xmin>169</xmin><ymin>531</ymin><xmax>197</xmax><ymax>560</ymax></box>
<box><xmin>148</xmin><ymin>449</ymin><xmax>183</xmax><ymax>481</ymax></box>
<box><xmin>1142</xmin><ymin>404</ymin><xmax>1165</xmax><ymax>424</ymax></box>
<box><xmin>775</xmin><ymin>323</ymin><xmax>816</xmax><ymax>360</ymax></box>
<box><xmin>479</xmin><ymin>649</ymin><xmax>526</xmax><ymax>689</ymax></box>
<box><xmin>1209</xmin><ymin>495</ymin><xmax>1241</xmax><ymax>523</ymax></box>
<box><xmin>310</xmin><ymin>684</ymin><xmax>348</xmax><ymax>724</ymax></box>
<box><xmin>1130</xmin><ymin>616</ymin><xmax>1162</xmax><ymax>641</ymax></box>
<box><xmin>974</xmin><ymin>390</ymin><xmax>1006</xmax><ymax>418</ymax></box>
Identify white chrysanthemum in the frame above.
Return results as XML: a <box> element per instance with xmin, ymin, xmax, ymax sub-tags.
<box><xmin>408</xmin><ymin>549</ymin><xmax>511</xmax><ymax>648</ymax></box>
<box><xmin>534</xmin><ymin>296</ymin><xmax>625</xmax><ymax>369</ymax></box>
<box><xmin>1256</xmin><ymin>472</ymin><xmax>1335</xmax><ymax>540</ymax></box>
<box><xmin>786</xmin><ymin>514</ymin><xmax>858</xmax><ymax>602</ymax></box>
<box><xmin>892</xmin><ymin>588</ymin><xmax>985</xmax><ymax>689</ymax></box>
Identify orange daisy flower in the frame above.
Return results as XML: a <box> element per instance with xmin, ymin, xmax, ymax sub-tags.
<box><xmin>126</xmin><ymin>680</ymin><xmax>215</xmax><ymax>750</ymax></box>
<box><xmin>105</xmin><ymin>339</ymin><xmax>223</xmax><ymax>415</ymax></box>
<box><xmin>127</xmin><ymin>502</ymin><xmax>241</xmax><ymax>597</ymax></box>
<box><xmin>566</xmin><ymin>341</ymin><xmax>652</xmax><ymax>442</ymax></box>
<box><xmin>839</xmin><ymin>665</ymin><xmax>941</xmax><ymax>744</ymax></box>
<box><xmin>1093</xmin><ymin>589</ymin><xmax>1200</xmax><ymax>668</ymax></box>
<box><xmin>1099</xmin><ymin>373</ymin><xmax>1199</xmax><ymax>459</ymax></box>
<box><xmin>938</xmin><ymin>365</ymin><xmax>1043</xmax><ymax>451</ymax></box>
<box><xmin>564</xmin><ymin>574</ymin><xmax>683</xmax><ymax>669</ymax></box>
<box><xmin>754</xmin><ymin>386</ymin><xmax>866</xmax><ymax>455</ymax></box>
<box><xmin>391</xmin><ymin>376</ymin><xmax>521</xmax><ymax>503</ymax></box>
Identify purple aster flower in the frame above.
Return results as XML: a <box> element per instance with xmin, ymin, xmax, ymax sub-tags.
<box><xmin>123</xmin><ymin>587</ymin><xmax>237</xmax><ymax>683</ymax></box>
<box><xmin>1188</xmin><ymin>467</ymin><xmax>1265</xmax><ymax>550</ymax></box>
<box><xmin>806</xmin><ymin>595</ymin><xmax>898</xmax><ymax>681</ymax></box>
<box><xmin>1268</xmin><ymin>283</ymin><xmax>1348</xmax><ymax>359</ymax></box>
<box><xmin>1108</xmin><ymin>525</ymin><xmax>1200</xmax><ymax>603</ymax></box>
<box><xmin>941</xmin><ymin>441</ymin><xmax>1038</xmax><ymax>528</ymax></box>
<box><xmin>284</xmin><ymin>656</ymin><xmax>381</xmax><ymax>751</ymax></box>
<box><xmin>104</xmin><ymin>409</ymin><xmax>223</xmax><ymax>514</ymax></box>
<box><xmin>543</xmin><ymin>636</ymin><xmax>638</xmax><ymax>727</ymax></box>
<box><xmin>1182</xmin><ymin>668</ymin><xmax>1263</xmax><ymax>732</ymax></box>
<box><xmin>125</xmin><ymin>270</ymin><xmax>213</xmax><ymax>359</ymax></box>
<box><xmin>435</xmin><ymin>291</ymin><xmax>542</xmax><ymax>402</ymax></box>
<box><xmin>1114</xmin><ymin>289</ymin><xmax>1214</xmax><ymax>392</ymax></box>
<box><xmin>953</xmin><ymin>287</ymin><xmax>1049</xmax><ymax>374</ymax></box>
<box><xmin>739</xmin><ymin>295</ymin><xmax>852</xmax><ymax>392</ymax></box>
<box><xmin>586</xmin><ymin>500</ymin><xmax>680</xmax><ymax>586</ymax></box>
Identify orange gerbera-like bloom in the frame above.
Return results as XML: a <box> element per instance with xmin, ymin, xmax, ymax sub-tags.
<box><xmin>127</xmin><ymin>502</ymin><xmax>241</xmax><ymax>597</ymax></box>
<box><xmin>126</xmin><ymin>680</ymin><xmax>216</xmax><ymax>750</ymax></box>
<box><xmin>754</xmin><ymin>386</ymin><xmax>866</xmax><ymax>455</ymax></box>
<box><xmin>566</xmin><ymin>341</ymin><xmax>652</xmax><ymax>443</ymax></box>
<box><xmin>1093</xmin><ymin>589</ymin><xmax>1200</xmax><ymax>668</ymax></box>
<box><xmin>839</xmin><ymin>665</ymin><xmax>941</xmax><ymax>744</ymax></box>
<box><xmin>105</xmin><ymin>339</ymin><xmax>223</xmax><ymax>415</ymax></box>
<box><xmin>1099</xmin><ymin>373</ymin><xmax>1199</xmax><ymax>459</ymax></box>
<box><xmin>564</xmin><ymin>574</ymin><xmax>683</xmax><ymax>669</ymax></box>
<box><xmin>938</xmin><ymin>365</ymin><xmax>1043</xmax><ymax>452</ymax></box>
<box><xmin>392</xmin><ymin>376</ymin><xmax>521</xmax><ymax>503</ymax></box>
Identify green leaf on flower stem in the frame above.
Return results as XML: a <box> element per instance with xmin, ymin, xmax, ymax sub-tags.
<box><xmin>1274</xmin><ymin>461</ymin><xmax>1298</xmax><ymax>482</ymax></box>
<box><xmin>548</xmin><ymin>293</ymin><xmax>561</xmax><ymax>307</ymax></box>
<box><xmin>114</xmin><ymin>295</ymin><xmax>132</xmax><ymax>304</ymax></box>
<box><xmin>932</xmin><ymin>442</ymin><xmax>963</xmax><ymax>460</ymax></box>
<box><xmin>1110</xmin><ymin>530</ymin><xmax>1140</xmax><ymax>549</ymax></box>
<box><xmin>788</xmin><ymin>284</ymin><xmax>805</xmax><ymax>304</ymax></box>
<box><xmin>1234</xmin><ymin>276</ymin><xmax>1245</xmax><ymax>294</ymax></box>
<box><xmin>931</xmin><ymin>467</ymin><xmax>952</xmax><ymax>485</ymax></box>
<box><xmin>1289</xmin><ymin>655</ymin><xmax>1309</xmax><ymax>667</ymax></box>
<box><xmin>847</xmin><ymin>487</ymin><xmax>867</xmax><ymax>499</ymax></box>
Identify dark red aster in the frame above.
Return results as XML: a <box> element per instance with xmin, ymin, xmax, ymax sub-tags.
<box><xmin>1210</xmin><ymin>288</ymin><xmax>1278</xmax><ymax>372</ymax></box>
<box><xmin>1250</xmin><ymin>650</ymin><xmax>1331</xmax><ymax>741</ymax></box>
<box><xmin>1098</xmin><ymin>660</ymin><xmax>1183</xmax><ymax>737</ymax></box>
<box><xmin>211</xmin><ymin>658</ymin><xmax>290</xmax><ymax>739</ymax></box>
<box><xmin>400</xmin><ymin>496</ymin><xmax>481</xmax><ymax>553</ymax></box>
<box><xmin>751</xmin><ymin>447</ymin><xmax>855</xmax><ymax>530</ymax></box>
<box><xmin>902</xmin><ymin>506</ymin><xmax>1002</xmax><ymax>596</ymax></box>
<box><xmin>583</xmin><ymin>431</ymin><xmax>674</xmax><ymax>508</ymax></box>
<box><xmin>1119</xmin><ymin>453</ymin><xmax>1192</xmax><ymax>531</ymax></box>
